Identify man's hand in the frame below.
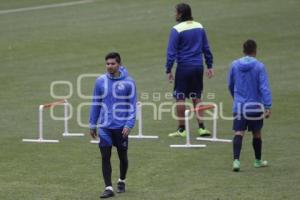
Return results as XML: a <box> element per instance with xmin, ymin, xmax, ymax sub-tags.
<box><xmin>264</xmin><ymin>109</ymin><xmax>271</xmax><ymax>119</ymax></box>
<box><xmin>90</xmin><ymin>129</ymin><xmax>97</xmax><ymax>139</ymax></box>
<box><xmin>206</xmin><ymin>68</ymin><xmax>214</xmax><ymax>79</ymax></box>
<box><xmin>122</xmin><ymin>127</ymin><xmax>131</xmax><ymax>138</ymax></box>
<box><xmin>167</xmin><ymin>72</ymin><xmax>174</xmax><ymax>83</ymax></box>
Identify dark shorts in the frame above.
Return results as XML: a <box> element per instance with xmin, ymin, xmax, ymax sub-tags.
<box><xmin>173</xmin><ymin>65</ymin><xmax>203</xmax><ymax>100</ymax></box>
<box><xmin>98</xmin><ymin>128</ymin><xmax>128</xmax><ymax>150</ymax></box>
<box><xmin>233</xmin><ymin>112</ymin><xmax>264</xmax><ymax>132</ymax></box>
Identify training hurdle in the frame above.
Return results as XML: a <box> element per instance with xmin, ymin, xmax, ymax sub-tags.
<box><xmin>196</xmin><ymin>105</ymin><xmax>231</xmax><ymax>143</ymax></box>
<box><xmin>170</xmin><ymin>104</ymin><xmax>231</xmax><ymax>148</ymax></box>
<box><xmin>170</xmin><ymin>105</ymin><xmax>216</xmax><ymax>148</ymax></box>
<box><xmin>22</xmin><ymin>99</ymin><xmax>84</xmax><ymax>143</ymax></box>
<box><xmin>90</xmin><ymin>102</ymin><xmax>159</xmax><ymax>144</ymax></box>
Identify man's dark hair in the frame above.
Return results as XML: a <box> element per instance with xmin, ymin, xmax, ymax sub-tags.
<box><xmin>176</xmin><ymin>3</ymin><xmax>193</xmax><ymax>22</ymax></box>
<box><xmin>243</xmin><ymin>39</ymin><xmax>257</xmax><ymax>55</ymax></box>
<box><xmin>105</xmin><ymin>52</ymin><xmax>121</xmax><ymax>64</ymax></box>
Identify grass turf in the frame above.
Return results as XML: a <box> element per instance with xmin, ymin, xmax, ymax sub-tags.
<box><xmin>0</xmin><ymin>0</ymin><xmax>300</xmax><ymax>199</ymax></box>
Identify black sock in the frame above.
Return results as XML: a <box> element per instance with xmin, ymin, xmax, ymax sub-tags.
<box><xmin>117</xmin><ymin>148</ymin><xmax>128</xmax><ymax>180</ymax></box>
<box><xmin>233</xmin><ymin>135</ymin><xmax>243</xmax><ymax>160</ymax></box>
<box><xmin>252</xmin><ymin>138</ymin><xmax>262</xmax><ymax>160</ymax></box>
<box><xmin>198</xmin><ymin>123</ymin><xmax>205</xmax><ymax>129</ymax></box>
<box><xmin>178</xmin><ymin>125</ymin><xmax>185</xmax><ymax>132</ymax></box>
<box><xmin>100</xmin><ymin>147</ymin><xmax>112</xmax><ymax>187</ymax></box>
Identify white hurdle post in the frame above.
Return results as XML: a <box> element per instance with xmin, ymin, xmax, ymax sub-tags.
<box><xmin>196</xmin><ymin>105</ymin><xmax>231</xmax><ymax>143</ymax></box>
<box><xmin>22</xmin><ymin>100</ymin><xmax>64</xmax><ymax>143</ymax></box>
<box><xmin>90</xmin><ymin>138</ymin><xmax>99</xmax><ymax>144</ymax></box>
<box><xmin>129</xmin><ymin>102</ymin><xmax>159</xmax><ymax>139</ymax></box>
<box><xmin>170</xmin><ymin>109</ymin><xmax>206</xmax><ymax>148</ymax></box>
<box><xmin>62</xmin><ymin>99</ymin><xmax>84</xmax><ymax>137</ymax></box>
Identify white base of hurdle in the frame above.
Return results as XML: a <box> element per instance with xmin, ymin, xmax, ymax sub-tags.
<box><xmin>129</xmin><ymin>135</ymin><xmax>159</xmax><ymax>139</ymax></box>
<box><xmin>90</xmin><ymin>139</ymin><xmax>99</xmax><ymax>144</ymax></box>
<box><xmin>62</xmin><ymin>133</ymin><xmax>85</xmax><ymax>137</ymax></box>
<box><xmin>196</xmin><ymin>137</ymin><xmax>231</xmax><ymax>143</ymax></box>
<box><xmin>90</xmin><ymin>134</ymin><xmax>159</xmax><ymax>144</ymax></box>
<box><xmin>170</xmin><ymin>144</ymin><xmax>206</xmax><ymax>148</ymax></box>
<box><xmin>90</xmin><ymin>134</ymin><xmax>159</xmax><ymax>145</ymax></box>
<box><xmin>22</xmin><ymin>138</ymin><xmax>59</xmax><ymax>143</ymax></box>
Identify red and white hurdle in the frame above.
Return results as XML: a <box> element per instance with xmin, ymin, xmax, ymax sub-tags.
<box><xmin>170</xmin><ymin>104</ymin><xmax>231</xmax><ymax>148</ymax></box>
<box><xmin>90</xmin><ymin>102</ymin><xmax>159</xmax><ymax>144</ymax></box>
<box><xmin>196</xmin><ymin>104</ymin><xmax>231</xmax><ymax>143</ymax></box>
<box><xmin>22</xmin><ymin>99</ymin><xmax>84</xmax><ymax>143</ymax></box>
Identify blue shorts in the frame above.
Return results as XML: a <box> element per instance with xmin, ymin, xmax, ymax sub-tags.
<box><xmin>233</xmin><ymin>113</ymin><xmax>264</xmax><ymax>132</ymax></box>
<box><xmin>98</xmin><ymin>128</ymin><xmax>128</xmax><ymax>150</ymax></box>
<box><xmin>173</xmin><ymin>65</ymin><xmax>203</xmax><ymax>100</ymax></box>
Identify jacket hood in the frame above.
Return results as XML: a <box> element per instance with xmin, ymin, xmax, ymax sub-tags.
<box><xmin>105</xmin><ymin>66</ymin><xmax>128</xmax><ymax>80</ymax></box>
<box><xmin>120</xmin><ymin>66</ymin><xmax>128</xmax><ymax>76</ymax></box>
<box><xmin>237</xmin><ymin>56</ymin><xmax>257</xmax><ymax>72</ymax></box>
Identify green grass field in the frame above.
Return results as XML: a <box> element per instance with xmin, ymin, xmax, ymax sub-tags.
<box><xmin>1</xmin><ymin>0</ymin><xmax>300</xmax><ymax>199</ymax></box>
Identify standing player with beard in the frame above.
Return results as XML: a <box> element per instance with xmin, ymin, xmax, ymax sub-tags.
<box><xmin>90</xmin><ymin>52</ymin><xmax>137</xmax><ymax>198</ymax></box>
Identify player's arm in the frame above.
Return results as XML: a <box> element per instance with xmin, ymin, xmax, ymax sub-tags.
<box><xmin>202</xmin><ymin>29</ymin><xmax>214</xmax><ymax>78</ymax></box>
<box><xmin>165</xmin><ymin>28</ymin><xmax>179</xmax><ymax>76</ymax></box>
<box><xmin>89</xmin><ymin>78</ymin><xmax>103</xmax><ymax>138</ymax></box>
<box><xmin>228</xmin><ymin>65</ymin><xmax>235</xmax><ymax>98</ymax></box>
<box><xmin>259</xmin><ymin>65</ymin><xmax>272</xmax><ymax>118</ymax></box>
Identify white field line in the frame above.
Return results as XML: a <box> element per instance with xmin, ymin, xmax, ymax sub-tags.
<box><xmin>0</xmin><ymin>0</ymin><xmax>95</xmax><ymax>15</ymax></box>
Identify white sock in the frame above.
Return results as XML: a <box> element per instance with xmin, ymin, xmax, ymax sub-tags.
<box><xmin>105</xmin><ymin>186</ymin><xmax>113</xmax><ymax>191</ymax></box>
<box><xmin>118</xmin><ymin>178</ymin><xmax>125</xmax><ymax>183</ymax></box>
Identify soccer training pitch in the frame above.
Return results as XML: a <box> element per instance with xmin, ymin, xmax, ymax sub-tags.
<box><xmin>0</xmin><ymin>0</ymin><xmax>299</xmax><ymax>199</ymax></box>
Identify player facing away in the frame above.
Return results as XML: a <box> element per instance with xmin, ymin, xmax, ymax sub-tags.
<box><xmin>165</xmin><ymin>3</ymin><xmax>214</xmax><ymax>137</ymax></box>
<box><xmin>89</xmin><ymin>52</ymin><xmax>137</xmax><ymax>198</ymax></box>
<box><xmin>228</xmin><ymin>40</ymin><xmax>272</xmax><ymax>172</ymax></box>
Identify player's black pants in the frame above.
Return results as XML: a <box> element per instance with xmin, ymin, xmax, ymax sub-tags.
<box><xmin>100</xmin><ymin>146</ymin><xmax>128</xmax><ymax>187</ymax></box>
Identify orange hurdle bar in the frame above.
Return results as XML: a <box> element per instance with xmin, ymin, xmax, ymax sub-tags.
<box><xmin>190</xmin><ymin>104</ymin><xmax>215</xmax><ymax>112</ymax></box>
<box><xmin>43</xmin><ymin>99</ymin><xmax>65</xmax><ymax>109</ymax></box>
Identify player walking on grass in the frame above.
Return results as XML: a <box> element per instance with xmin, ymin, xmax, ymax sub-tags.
<box><xmin>228</xmin><ymin>40</ymin><xmax>272</xmax><ymax>172</ymax></box>
<box><xmin>165</xmin><ymin>3</ymin><xmax>214</xmax><ymax>138</ymax></box>
<box><xmin>90</xmin><ymin>52</ymin><xmax>137</xmax><ymax>198</ymax></box>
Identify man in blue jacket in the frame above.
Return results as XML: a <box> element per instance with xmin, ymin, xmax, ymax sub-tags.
<box><xmin>90</xmin><ymin>52</ymin><xmax>136</xmax><ymax>198</ymax></box>
<box><xmin>165</xmin><ymin>3</ymin><xmax>214</xmax><ymax>138</ymax></box>
<box><xmin>228</xmin><ymin>40</ymin><xmax>272</xmax><ymax>172</ymax></box>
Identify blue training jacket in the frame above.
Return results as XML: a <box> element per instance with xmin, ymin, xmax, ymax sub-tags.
<box><xmin>165</xmin><ymin>21</ymin><xmax>213</xmax><ymax>73</ymax></box>
<box><xmin>228</xmin><ymin>56</ymin><xmax>272</xmax><ymax>113</ymax></box>
<box><xmin>89</xmin><ymin>66</ymin><xmax>137</xmax><ymax>130</ymax></box>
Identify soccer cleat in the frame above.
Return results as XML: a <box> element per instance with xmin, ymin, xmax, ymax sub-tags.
<box><xmin>197</xmin><ymin>128</ymin><xmax>211</xmax><ymax>137</ymax></box>
<box><xmin>254</xmin><ymin>159</ymin><xmax>268</xmax><ymax>168</ymax></box>
<box><xmin>117</xmin><ymin>181</ymin><xmax>125</xmax><ymax>193</ymax></box>
<box><xmin>100</xmin><ymin>189</ymin><xmax>114</xmax><ymax>198</ymax></box>
<box><xmin>232</xmin><ymin>159</ymin><xmax>240</xmax><ymax>172</ymax></box>
<box><xmin>168</xmin><ymin>130</ymin><xmax>186</xmax><ymax>137</ymax></box>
